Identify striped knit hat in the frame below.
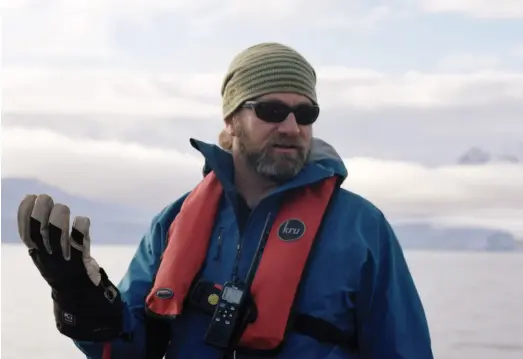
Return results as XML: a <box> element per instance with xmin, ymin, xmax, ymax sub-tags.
<box><xmin>220</xmin><ymin>42</ymin><xmax>318</xmax><ymax>120</ymax></box>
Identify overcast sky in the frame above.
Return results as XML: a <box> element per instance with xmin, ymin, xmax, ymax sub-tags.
<box><xmin>2</xmin><ymin>0</ymin><xmax>523</xmax><ymax>237</ymax></box>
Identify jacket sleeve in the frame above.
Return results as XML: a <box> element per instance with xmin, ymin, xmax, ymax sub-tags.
<box><xmin>72</xmin><ymin>195</ymin><xmax>188</xmax><ymax>359</ymax></box>
<box><xmin>355</xmin><ymin>213</ymin><xmax>434</xmax><ymax>359</ymax></box>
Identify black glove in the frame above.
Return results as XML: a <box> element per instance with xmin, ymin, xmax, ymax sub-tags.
<box><xmin>17</xmin><ymin>194</ymin><xmax>126</xmax><ymax>342</ymax></box>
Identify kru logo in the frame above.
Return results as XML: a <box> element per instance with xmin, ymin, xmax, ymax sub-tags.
<box><xmin>277</xmin><ymin>219</ymin><xmax>306</xmax><ymax>241</ymax></box>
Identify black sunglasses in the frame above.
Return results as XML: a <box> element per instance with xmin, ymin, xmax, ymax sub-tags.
<box><xmin>241</xmin><ymin>100</ymin><xmax>320</xmax><ymax>125</ymax></box>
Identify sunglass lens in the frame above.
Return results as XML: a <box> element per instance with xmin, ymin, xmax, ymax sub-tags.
<box><xmin>293</xmin><ymin>105</ymin><xmax>319</xmax><ymax>125</ymax></box>
<box><xmin>254</xmin><ymin>102</ymin><xmax>290</xmax><ymax>123</ymax></box>
<box><xmin>253</xmin><ymin>102</ymin><xmax>319</xmax><ymax>125</ymax></box>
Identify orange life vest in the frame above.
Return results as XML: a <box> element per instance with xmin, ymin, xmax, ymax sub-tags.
<box><xmin>145</xmin><ymin>171</ymin><xmax>339</xmax><ymax>351</ymax></box>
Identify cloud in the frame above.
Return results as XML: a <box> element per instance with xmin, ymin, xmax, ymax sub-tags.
<box><xmin>318</xmin><ymin>69</ymin><xmax>523</xmax><ymax>110</ymax></box>
<box><xmin>4</xmin><ymin>126</ymin><xmax>523</xmax><ymax>237</ymax></box>
<box><xmin>4</xmin><ymin>65</ymin><xmax>523</xmax><ymax>116</ymax></box>
<box><xmin>2</xmin><ymin>67</ymin><xmax>221</xmax><ymax>117</ymax></box>
<box><xmin>418</xmin><ymin>0</ymin><xmax>523</xmax><ymax>19</ymax></box>
<box><xmin>2</xmin><ymin>0</ymin><xmax>393</xmax><ymax>63</ymax></box>
<box><xmin>2</xmin><ymin>0</ymin><xmax>118</xmax><ymax>61</ymax></box>
<box><xmin>214</xmin><ymin>0</ymin><xmax>395</xmax><ymax>31</ymax></box>
<box><xmin>436</xmin><ymin>53</ymin><xmax>501</xmax><ymax>72</ymax></box>
<box><xmin>3</xmin><ymin>63</ymin><xmax>522</xmax><ymax>167</ymax></box>
<box><xmin>2</xmin><ymin>126</ymin><xmax>205</xmax><ymax>207</ymax></box>
<box><xmin>511</xmin><ymin>44</ymin><xmax>523</xmax><ymax>58</ymax></box>
<box><xmin>346</xmin><ymin>157</ymin><xmax>523</xmax><ymax>234</ymax></box>
<box><xmin>4</xmin><ymin>0</ymin><xmax>522</xmax><ymax>74</ymax></box>
<box><xmin>3</xmin><ymin>0</ymin><xmax>522</xmax><ymax>241</ymax></box>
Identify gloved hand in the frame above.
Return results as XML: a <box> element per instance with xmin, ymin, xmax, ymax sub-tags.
<box><xmin>17</xmin><ymin>194</ymin><xmax>125</xmax><ymax>342</ymax></box>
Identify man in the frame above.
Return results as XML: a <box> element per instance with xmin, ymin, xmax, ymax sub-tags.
<box><xmin>17</xmin><ymin>42</ymin><xmax>434</xmax><ymax>359</ymax></box>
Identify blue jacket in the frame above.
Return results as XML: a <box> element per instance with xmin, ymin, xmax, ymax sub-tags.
<box><xmin>74</xmin><ymin>138</ymin><xmax>433</xmax><ymax>359</ymax></box>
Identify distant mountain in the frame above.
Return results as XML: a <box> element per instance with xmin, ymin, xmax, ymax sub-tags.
<box><xmin>393</xmin><ymin>223</ymin><xmax>519</xmax><ymax>251</ymax></box>
<box><xmin>2</xmin><ymin>177</ymin><xmax>520</xmax><ymax>251</ymax></box>
<box><xmin>457</xmin><ymin>147</ymin><xmax>521</xmax><ymax>165</ymax></box>
<box><xmin>1</xmin><ymin>178</ymin><xmax>155</xmax><ymax>245</ymax></box>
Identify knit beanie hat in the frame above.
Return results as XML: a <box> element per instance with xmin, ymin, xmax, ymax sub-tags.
<box><xmin>220</xmin><ymin>42</ymin><xmax>318</xmax><ymax>120</ymax></box>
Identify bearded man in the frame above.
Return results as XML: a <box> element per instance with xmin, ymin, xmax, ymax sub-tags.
<box><xmin>17</xmin><ymin>42</ymin><xmax>434</xmax><ymax>359</ymax></box>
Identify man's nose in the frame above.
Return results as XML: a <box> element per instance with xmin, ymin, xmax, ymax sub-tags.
<box><xmin>277</xmin><ymin>113</ymin><xmax>300</xmax><ymax>135</ymax></box>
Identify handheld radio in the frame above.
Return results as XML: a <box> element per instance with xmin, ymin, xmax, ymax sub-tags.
<box><xmin>203</xmin><ymin>281</ymin><xmax>249</xmax><ymax>349</ymax></box>
<box><xmin>204</xmin><ymin>214</ymin><xmax>273</xmax><ymax>350</ymax></box>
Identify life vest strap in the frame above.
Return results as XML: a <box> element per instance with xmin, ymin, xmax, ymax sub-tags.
<box><xmin>143</xmin><ymin>309</ymin><xmax>357</xmax><ymax>358</ymax></box>
<box><xmin>291</xmin><ymin>313</ymin><xmax>358</xmax><ymax>354</ymax></box>
<box><xmin>180</xmin><ymin>279</ymin><xmax>358</xmax><ymax>354</ymax></box>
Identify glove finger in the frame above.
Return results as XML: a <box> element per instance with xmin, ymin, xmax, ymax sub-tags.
<box><xmin>48</xmin><ymin>203</ymin><xmax>70</xmax><ymax>259</ymax></box>
<box><xmin>31</xmin><ymin>194</ymin><xmax>56</xmax><ymax>255</ymax></box>
<box><xmin>70</xmin><ymin>216</ymin><xmax>102</xmax><ymax>286</ymax></box>
<box><xmin>17</xmin><ymin>194</ymin><xmax>38</xmax><ymax>249</ymax></box>
<box><xmin>69</xmin><ymin>216</ymin><xmax>90</xmax><ymax>262</ymax></box>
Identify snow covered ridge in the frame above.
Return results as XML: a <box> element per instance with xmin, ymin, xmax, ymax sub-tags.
<box><xmin>458</xmin><ymin>146</ymin><xmax>522</xmax><ymax>165</ymax></box>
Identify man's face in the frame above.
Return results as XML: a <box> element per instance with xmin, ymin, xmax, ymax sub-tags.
<box><xmin>229</xmin><ymin>92</ymin><xmax>316</xmax><ymax>183</ymax></box>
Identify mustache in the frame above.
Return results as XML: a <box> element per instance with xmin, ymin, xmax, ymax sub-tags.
<box><xmin>268</xmin><ymin>135</ymin><xmax>304</xmax><ymax>148</ymax></box>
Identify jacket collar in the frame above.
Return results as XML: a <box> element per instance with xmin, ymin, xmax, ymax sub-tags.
<box><xmin>189</xmin><ymin>137</ymin><xmax>348</xmax><ymax>200</ymax></box>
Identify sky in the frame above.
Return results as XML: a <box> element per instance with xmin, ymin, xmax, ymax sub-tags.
<box><xmin>2</xmin><ymin>0</ymin><xmax>523</xmax><ymax>237</ymax></box>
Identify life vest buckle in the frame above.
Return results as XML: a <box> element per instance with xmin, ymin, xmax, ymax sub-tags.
<box><xmin>188</xmin><ymin>279</ymin><xmax>223</xmax><ymax>316</ymax></box>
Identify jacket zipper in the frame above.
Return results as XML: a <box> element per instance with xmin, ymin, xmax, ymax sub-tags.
<box><xmin>213</xmin><ymin>227</ymin><xmax>223</xmax><ymax>261</ymax></box>
<box><xmin>231</xmin><ymin>209</ymin><xmax>254</xmax><ymax>283</ymax></box>
<box><xmin>231</xmin><ymin>211</ymin><xmax>272</xmax><ymax>284</ymax></box>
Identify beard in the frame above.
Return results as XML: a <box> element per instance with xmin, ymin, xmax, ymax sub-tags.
<box><xmin>235</xmin><ymin>122</ymin><xmax>311</xmax><ymax>184</ymax></box>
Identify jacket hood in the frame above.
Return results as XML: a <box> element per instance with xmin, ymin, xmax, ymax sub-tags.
<box><xmin>190</xmin><ymin>137</ymin><xmax>348</xmax><ymax>194</ymax></box>
<box><xmin>307</xmin><ymin>137</ymin><xmax>348</xmax><ymax>181</ymax></box>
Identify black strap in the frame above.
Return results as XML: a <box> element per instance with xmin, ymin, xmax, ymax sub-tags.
<box><xmin>291</xmin><ymin>314</ymin><xmax>357</xmax><ymax>353</ymax></box>
<box><xmin>144</xmin><ymin>315</ymin><xmax>171</xmax><ymax>359</ymax></box>
<box><xmin>186</xmin><ymin>280</ymin><xmax>356</xmax><ymax>351</ymax></box>
<box><xmin>144</xmin><ymin>311</ymin><xmax>356</xmax><ymax>358</ymax></box>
